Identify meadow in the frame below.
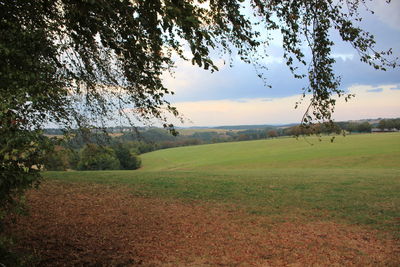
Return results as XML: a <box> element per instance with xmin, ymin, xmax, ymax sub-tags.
<box><xmin>46</xmin><ymin>133</ymin><xmax>400</xmax><ymax>234</ymax></box>
<box><xmin>9</xmin><ymin>133</ymin><xmax>400</xmax><ymax>265</ymax></box>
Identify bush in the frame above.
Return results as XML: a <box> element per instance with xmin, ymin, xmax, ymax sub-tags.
<box><xmin>43</xmin><ymin>146</ymin><xmax>70</xmax><ymax>171</ymax></box>
<box><xmin>126</xmin><ymin>153</ymin><xmax>141</xmax><ymax>170</ymax></box>
<box><xmin>113</xmin><ymin>144</ymin><xmax>141</xmax><ymax>170</ymax></box>
<box><xmin>267</xmin><ymin>130</ymin><xmax>278</xmax><ymax>138</ymax></box>
<box><xmin>67</xmin><ymin>149</ymin><xmax>80</xmax><ymax>170</ymax></box>
<box><xmin>77</xmin><ymin>144</ymin><xmax>120</xmax><ymax>170</ymax></box>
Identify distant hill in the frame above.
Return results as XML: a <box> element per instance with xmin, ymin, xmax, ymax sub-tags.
<box><xmin>210</xmin><ymin>124</ymin><xmax>296</xmax><ymax>130</ymax></box>
<box><xmin>140</xmin><ymin>133</ymin><xmax>400</xmax><ymax>171</ymax></box>
<box><xmin>44</xmin><ymin>118</ymin><xmax>399</xmax><ymax>135</ymax></box>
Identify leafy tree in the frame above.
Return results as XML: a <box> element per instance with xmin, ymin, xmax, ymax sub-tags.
<box><xmin>67</xmin><ymin>149</ymin><xmax>81</xmax><ymax>170</ymax></box>
<box><xmin>1</xmin><ymin>0</ymin><xmax>398</xmax><ymax>224</ymax></box>
<box><xmin>378</xmin><ymin>119</ymin><xmax>400</xmax><ymax>130</ymax></box>
<box><xmin>77</xmin><ymin>144</ymin><xmax>120</xmax><ymax>170</ymax></box>
<box><xmin>390</xmin><ymin>119</ymin><xmax>400</xmax><ymax>130</ymax></box>
<box><xmin>315</xmin><ymin>122</ymin><xmax>342</xmax><ymax>135</ymax></box>
<box><xmin>113</xmin><ymin>144</ymin><xmax>141</xmax><ymax>170</ymax></box>
<box><xmin>0</xmin><ymin>126</ymin><xmax>49</xmax><ymax>212</ymax></box>
<box><xmin>193</xmin><ymin>132</ymin><xmax>220</xmax><ymax>142</ymax></box>
<box><xmin>267</xmin><ymin>130</ymin><xmax>278</xmax><ymax>138</ymax></box>
<box><xmin>43</xmin><ymin>146</ymin><xmax>71</xmax><ymax>171</ymax></box>
<box><xmin>378</xmin><ymin>119</ymin><xmax>388</xmax><ymax>130</ymax></box>
<box><xmin>357</xmin><ymin>122</ymin><xmax>372</xmax><ymax>133</ymax></box>
<box><xmin>346</xmin><ymin>122</ymin><xmax>359</xmax><ymax>133</ymax></box>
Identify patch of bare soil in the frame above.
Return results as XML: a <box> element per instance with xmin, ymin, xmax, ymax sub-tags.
<box><xmin>5</xmin><ymin>182</ymin><xmax>399</xmax><ymax>266</ymax></box>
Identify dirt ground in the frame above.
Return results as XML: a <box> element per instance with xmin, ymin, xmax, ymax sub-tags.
<box><xmin>5</xmin><ymin>182</ymin><xmax>400</xmax><ymax>266</ymax></box>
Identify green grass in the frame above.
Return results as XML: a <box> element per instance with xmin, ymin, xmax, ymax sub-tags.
<box><xmin>44</xmin><ymin>133</ymin><xmax>400</xmax><ymax>235</ymax></box>
<box><xmin>140</xmin><ymin>133</ymin><xmax>400</xmax><ymax>170</ymax></box>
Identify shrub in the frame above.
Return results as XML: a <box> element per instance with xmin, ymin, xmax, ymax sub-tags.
<box><xmin>113</xmin><ymin>144</ymin><xmax>141</xmax><ymax>170</ymax></box>
<box><xmin>43</xmin><ymin>146</ymin><xmax>70</xmax><ymax>171</ymax></box>
<box><xmin>77</xmin><ymin>144</ymin><xmax>120</xmax><ymax>170</ymax></box>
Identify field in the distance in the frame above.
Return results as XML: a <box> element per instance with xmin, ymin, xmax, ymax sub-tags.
<box><xmin>7</xmin><ymin>133</ymin><xmax>400</xmax><ymax>266</ymax></box>
<box><xmin>142</xmin><ymin>132</ymin><xmax>400</xmax><ymax>170</ymax></box>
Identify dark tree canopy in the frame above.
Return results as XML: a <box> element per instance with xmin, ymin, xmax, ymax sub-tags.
<box><xmin>0</xmin><ymin>0</ymin><xmax>398</xmax><ymax>212</ymax></box>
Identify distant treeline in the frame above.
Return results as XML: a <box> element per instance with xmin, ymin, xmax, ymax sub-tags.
<box><xmin>43</xmin><ymin>141</ymin><xmax>142</xmax><ymax>172</ymax></box>
<box><xmin>376</xmin><ymin>118</ymin><xmax>400</xmax><ymax>130</ymax></box>
<box><xmin>43</xmin><ymin>118</ymin><xmax>399</xmax><ymax>171</ymax></box>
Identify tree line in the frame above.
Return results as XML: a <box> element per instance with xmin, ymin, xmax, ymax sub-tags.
<box><xmin>44</xmin><ymin>140</ymin><xmax>141</xmax><ymax>171</ymax></box>
<box><xmin>44</xmin><ymin>118</ymin><xmax>399</xmax><ymax>171</ymax></box>
<box><xmin>377</xmin><ymin>119</ymin><xmax>400</xmax><ymax>130</ymax></box>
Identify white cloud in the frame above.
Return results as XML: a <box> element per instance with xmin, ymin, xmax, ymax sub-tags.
<box><xmin>332</xmin><ymin>53</ymin><xmax>354</xmax><ymax>61</ymax></box>
<box><xmin>333</xmin><ymin>84</ymin><xmax>400</xmax><ymax>120</ymax></box>
<box><xmin>161</xmin><ymin>59</ymin><xmax>207</xmax><ymax>96</ymax></box>
<box><xmin>264</xmin><ymin>55</ymin><xmax>284</xmax><ymax>65</ymax></box>
<box><xmin>174</xmin><ymin>95</ymin><xmax>305</xmax><ymax>126</ymax></box>
<box><xmin>368</xmin><ymin>1</ymin><xmax>400</xmax><ymax>31</ymax></box>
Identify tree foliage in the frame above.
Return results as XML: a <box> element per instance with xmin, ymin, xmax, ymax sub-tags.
<box><xmin>378</xmin><ymin>119</ymin><xmax>400</xmax><ymax>130</ymax></box>
<box><xmin>267</xmin><ymin>130</ymin><xmax>278</xmax><ymax>138</ymax></box>
<box><xmin>77</xmin><ymin>144</ymin><xmax>120</xmax><ymax>170</ymax></box>
<box><xmin>1</xmin><ymin>0</ymin><xmax>398</xmax><ymax>216</ymax></box>
<box><xmin>43</xmin><ymin>146</ymin><xmax>72</xmax><ymax>171</ymax></box>
<box><xmin>0</xmin><ymin>126</ymin><xmax>48</xmax><ymax>212</ymax></box>
<box><xmin>113</xmin><ymin>144</ymin><xmax>142</xmax><ymax>170</ymax></box>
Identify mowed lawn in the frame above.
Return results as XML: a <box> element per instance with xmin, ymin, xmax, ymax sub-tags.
<box><xmin>46</xmin><ymin>133</ymin><xmax>400</xmax><ymax>235</ymax></box>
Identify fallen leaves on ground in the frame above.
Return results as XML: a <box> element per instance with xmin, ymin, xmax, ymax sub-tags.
<box><xmin>5</xmin><ymin>181</ymin><xmax>400</xmax><ymax>266</ymax></box>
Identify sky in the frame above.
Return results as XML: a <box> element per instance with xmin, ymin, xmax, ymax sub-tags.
<box><xmin>161</xmin><ymin>1</ymin><xmax>400</xmax><ymax>127</ymax></box>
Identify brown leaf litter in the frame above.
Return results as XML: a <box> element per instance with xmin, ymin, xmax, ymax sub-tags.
<box><xmin>5</xmin><ymin>182</ymin><xmax>399</xmax><ymax>266</ymax></box>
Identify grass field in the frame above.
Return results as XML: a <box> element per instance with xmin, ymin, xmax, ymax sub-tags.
<box><xmin>45</xmin><ymin>133</ymin><xmax>400</xmax><ymax>235</ymax></box>
<box><xmin>8</xmin><ymin>132</ymin><xmax>399</xmax><ymax>265</ymax></box>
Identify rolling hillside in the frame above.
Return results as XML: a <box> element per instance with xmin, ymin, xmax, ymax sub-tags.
<box><xmin>45</xmin><ymin>133</ymin><xmax>400</xmax><ymax>235</ymax></box>
<box><xmin>140</xmin><ymin>133</ymin><xmax>400</xmax><ymax>171</ymax></box>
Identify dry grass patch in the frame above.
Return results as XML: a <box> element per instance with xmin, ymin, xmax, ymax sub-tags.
<box><xmin>6</xmin><ymin>182</ymin><xmax>399</xmax><ymax>266</ymax></box>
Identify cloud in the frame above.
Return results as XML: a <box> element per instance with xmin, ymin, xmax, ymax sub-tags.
<box><xmin>261</xmin><ymin>98</ymin><xmax>273</xmax><ymax>102</ymax></box>
<box><xmin>162</xmin><ymin>57</ymin><xmax>304</xmax><ymax>102</ymax></box>
<box><xmin>390</xmin><ymin>84</ymin><xmax>400</xmax><ymax>90</ymax></box>
<box><xmin>348</xmin><ymin>84</ymin><xmax>399</xmax><ymax>94</ymax></box>
<box><xmin>367</xmin><ymin>1</ymin><xmax>400</xmax><ymax>31</ymax></box>
<box><xmin>334</xmin><ymin>84</ymin><xmax>400</xmax><ymax>120</ymax></box>
<box><xmin>366</xmin><ymin>88</ymin><xmax>383</xmax><ymax>93</ymax></box>
<box><xmin>335</xmin><ymin>56</ymin><xmax>400</xmax><ymax>91</ymax></box>
<box><xmin>174</xmin><ymin>95</ymin><xmax>306</xmax><ymax>126</ymax></box>
<box><xmin>264</xmin><ymin>55</ymin><xmax>284</xmax><ymax>65</ymax></box>
<box><xmin>170</xmin><ymin>84</ymin><xmax>400</xmax><ymax>127</ymax></box>
<box><xmin>160</xmin><ymin>5</ymin><xmax>400</xmax><ymax>108</ymax></box>
<box><xmin>332</xmin><ymin>53</ymin><xmax>354</xmax><ymax>61</ymax></box>
<box><xmin>233</xmin><ymin>99</ymin><xmax>249</xmax><ymax>103</ymax></box>
<box><xmin>162</xmin><ymin>35</ymin><xmax>399</xmax><ymax>104</ymax></box>
<box><xmin>162</xmin><ymin>53</ymin><xmax>400</xmax><ymax>105</ymax></box>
